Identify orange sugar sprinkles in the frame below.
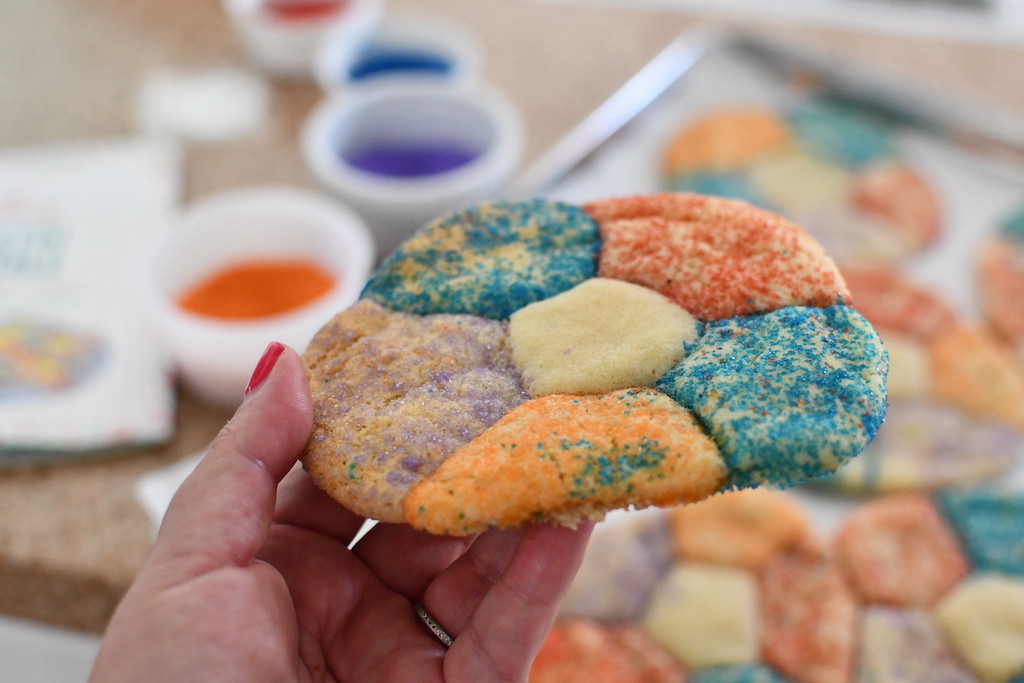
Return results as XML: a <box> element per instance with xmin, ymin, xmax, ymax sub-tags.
<box><xmin>177</xmin><ymin>259</ymin><xmax>337</xmax><ymax>320</ymax></box>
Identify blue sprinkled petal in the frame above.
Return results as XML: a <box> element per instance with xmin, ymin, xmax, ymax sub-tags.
<box><xmin>656</xmin><ymin>305</ymin><xmax>888</xmax><ymax>489</ymax></box>
<box><xmin>1000</xmin><ymin>204</ymin><xmax>1024</xmax><ymax>247</ymax></box>
<box><xmin>785</xmin><ymin>97</ymin><xmax>893</xmax><ymax>168</ymax></box>
<box><xmin>936</xmin><ymin>489</ymin><xmax>1024</xmax><ymax>577</ymax></box>
<box><xmin>361</xmin><ymin>199</ymin><xmax>600</xmax><ymax>320</ymax></box>
<box><xmin>566</xmin><ymin>437</ymin><xmax>669</xmax><ymax>500</ymax></box>
<box><xmin>691</xmin><ymin>664</ymin><xmax>795</xmax><ymax>683</ymax></box>
<box><xmin>666</xmin><ymin>170</ymin><xmax>777</xmax><ymax>212</ymax></box>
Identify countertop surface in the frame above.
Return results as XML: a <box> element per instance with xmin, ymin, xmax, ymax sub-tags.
<box><xmin>1</xmin><ymin>0</ymin><xmax>1023</xmax><ymax>633</ymax></box>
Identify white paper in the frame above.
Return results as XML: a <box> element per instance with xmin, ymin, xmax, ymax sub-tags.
<box><xmin>0</xmin><ymin>138</ymin><xmax>182</xmax><ymax>457</ymax></box>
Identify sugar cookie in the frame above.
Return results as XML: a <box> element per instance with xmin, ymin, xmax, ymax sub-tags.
<box><xmin>302</xmin><ymin>195</ymin><xmax>887</xmax><ymax>534</ymax></box>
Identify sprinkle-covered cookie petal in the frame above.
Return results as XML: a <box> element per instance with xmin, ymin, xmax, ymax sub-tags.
<box><xmin>531</xmin><ymin>620</ymin><xmax>686</xmax><ymax>682</ymax></box>
<box><xmin>403</xmin><ymin>388</ymin><xmax>728</xmax><ymax>535</ymax></box>
<box><xmin>979</xmin><ymin>210</ymin><xmax>1024</xmax><ymax>346</ymax></box>
<box><xmin>669</xmin><ymin>489</ymin><xmax>815</xmax><ymax>570</ymax></box>
<box><xmin>613</xmin><ymin>623</ymin><xmax>688</xmax><ymax>682</ymax></box>
<box><xmin>691</xmin><ymin>665</ymin><xmax>794</xmax><ymax>683</ymax></box>
<box><xmin>361</xmin><ymin>199</ymin><xmax>599</xmax><ymax>320</ymax></box>
<box><xmin>301</xmin><ymin>300</ymin><xmax>527</xmax><ymax>522</ymax></box>
<box><xmin>657</xmin><ymin>305</ymin><xmax>888</xmax><ymax>489</ymax></box>
<box><xmin>850</xmin><ymin>161</ymin><xmax>941</xmax><ymax>249</ymax></box>
<box><xmin>842</xmin><ymin>267</ymin><xmax>956</xmax><ymax>341</ymax></box>
<box><xmin>662</xmin><ymin>108</ymin><xmax>789</xmax><ymax>176</ymax></box>
<box><xmin>859</xmin><ymin>607</ymin><xmax>976</xmax><ymax>683</ymax></box>
<box><xmin>666</xmin><ymin>170</ymin><xmax>776</xmax><ymax>210</ymax></box>
<box><xmin>928</xmin><ymin>323</ymin><xmax>1024</xmax><ymax>429</ymax></box>
<box><xmin>825</xmin><ymin>400</ymin><xmax>1020</xmax><ymax>493</ymax></box>
<box><xmin>937</xmin><ymin>489</ymin><xmax>1024</xmax><ymax>578</ymax></box>
<box><xmin>559</xmin><ymin>509</ymin><xmax>674</xmax><ymax>622</ymax></box>
<box><xmin>833</xmin><ymin>493</ymin><xmax>969</xmax><ymax>607</ymax></box>
<box><xmin>758</xmin><ymin>550</ymin><xmax>858</xmax><ymax>683</ymax></box>
<box><xmin>529</xmin><ymin>620</ymin><xmax>639</xmax><ymax>682</ymax></box>
<box><xmin>785</xmin><ymin>96</ymin><xmax>893</xmax><ymax>167</ymax></box>
<box><xmin>586</xmin><ymin>193</ymin><xmax>850</xmax><ymax>321</ymax></box>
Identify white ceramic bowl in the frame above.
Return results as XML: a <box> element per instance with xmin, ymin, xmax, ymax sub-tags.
<box><xmin>222</xmin><ymin>0</ymin><xmax>383</xmax><ymax>79</ymax></box>
<box><xmin>143</xmin><ymin>186</ymin><xmax>375</xmax><ymax>408</ymax></box>
<box><xmin>314</xmin><ymin>12</ymin><xmax>483</xmax><ymax>93</ymax></box>
<box><xmin>301</xmin><ymin>83</ymin><xmax>525</xmax><ymax>258</ymax></box>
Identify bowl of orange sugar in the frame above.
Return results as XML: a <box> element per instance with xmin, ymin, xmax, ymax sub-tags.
<box><xmin>144</xmin><ymin>186</ymin><xmax>375</xmax><ymax>408</ymax></box>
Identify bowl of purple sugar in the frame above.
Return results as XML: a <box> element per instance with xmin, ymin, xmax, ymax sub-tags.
<box><xmin>301</xmin><ymin>82</ymin><xmax>524</xmax><ymax>259</ymax></box>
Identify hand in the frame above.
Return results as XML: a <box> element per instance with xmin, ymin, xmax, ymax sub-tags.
<box><xmin>90</xmin><ymin>343</ymin><xmax>592</xmax><ymax>682</ymax></box>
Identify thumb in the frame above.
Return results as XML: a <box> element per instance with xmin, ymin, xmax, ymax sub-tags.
<box><xmin>147</xmin><ymin>342</ymin><xmax>313</xmax><ymax>580</ymax></box>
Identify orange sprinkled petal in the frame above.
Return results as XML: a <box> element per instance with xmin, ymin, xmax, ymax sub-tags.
<box><xmin>402</xmin><ymin>388</ymin><xmax>727</xmax><ymax>535</ymax></box>
<box><xmin>585</xmin><ymin>193</ymin><xmax>849</xmax><ymax>321</ymax></box>
<box><xmin>662</xmin><ymin>108</ymin><xmax>789</xmax><ymax>175</ymax></box>
<box><xmin>928</xmin><ymin>323</ymin><xmax>1024</xmax><ymax>429</ymax></box>
<box><xmin>669</xmin><ymin>489</ymin><xmax>816</xmax><ymax>570</ymax></box>
<box><xmin>850</xmin><ymin>161</ymin><xmax>941</xmax><ymax>249</ymax></box>
<box><xmin>833</xmin><ymin>493</ymin><xmax>969</xmax><ymax>607</ymax></box>
<box><xmin>842</xmin><ymin>266</ymin><xmax>956</xmax><ymax>341</ymax></box>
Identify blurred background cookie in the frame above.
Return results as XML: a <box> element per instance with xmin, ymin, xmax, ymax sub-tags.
<box><xmin>821</xmin><ymin>267</ymin><xmax>1024</xmax><ymax>493</ymax></box>
<box><xmin>978</xmin><ymin>204</ymin><xmax>1024</xmax><ymax>371</ymax></box>
<box><xmin>533</xmin><ymin>487</ymin><xmax>1024</xmax><ymax>683</ymax></box>
<box><xmin>662</xmin><ymin>99</ymin><xmax>942</xmax><ymax>268</ymax></box>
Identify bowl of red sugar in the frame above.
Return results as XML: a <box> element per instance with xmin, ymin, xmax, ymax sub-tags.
<box><xmin>144</xmin><ymin>186</ymin><xmax>374</xmax><ymax>408</ymax></box>
<box><xmin>222</xmin><ymin>0</ymin><xmax>382</xmax><ymax>79</ymax></box>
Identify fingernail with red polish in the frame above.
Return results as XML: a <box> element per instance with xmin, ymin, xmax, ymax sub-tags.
<box><xmin>245</xmin><ymin>341</ymin><xmax>286</xmax><ymax>396</ymax></box>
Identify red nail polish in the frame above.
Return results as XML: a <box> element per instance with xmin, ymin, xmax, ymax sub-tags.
<box><xmin>245</xmin><ymin>341</ymin><xmax>286</xmax><ymax>396</ymax></box>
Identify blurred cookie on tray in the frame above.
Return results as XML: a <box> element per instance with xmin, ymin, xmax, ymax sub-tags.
<box><xmin>661</xmin><ymin>97</ymin><xmax>941</xmax><ymax>268</ymax></box>
<box><xmin>820</xmin><ymin>267</ymin><xmax>1024</xmax><ymax>493</ymax></box>
<box><xmin>978</xmin><ymin>203</ymin><xmax>1024</xmax><ymax>372</ymax></box>
<box><xmin>535</xmin><ymin>488</ymin><xmax>1024</xmax><ymax>683</ymax></box>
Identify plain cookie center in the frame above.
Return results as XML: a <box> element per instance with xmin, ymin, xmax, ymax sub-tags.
<box><xmin>508</xmin><ymin>277</ymin><xmax>699</xmax><ymax>397</ymax></box>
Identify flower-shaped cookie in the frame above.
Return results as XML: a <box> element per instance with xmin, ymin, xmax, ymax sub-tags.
<box><xmin>302</xmin><ymin>194</ymin><xmax>888</xmax><ymax>535</ymax></box>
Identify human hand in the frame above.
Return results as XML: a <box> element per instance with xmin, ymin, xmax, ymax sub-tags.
<box><xmin>90</xmin><ymin>342</ymin><xmax>593</xmax><ymax>682</ymax></box>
